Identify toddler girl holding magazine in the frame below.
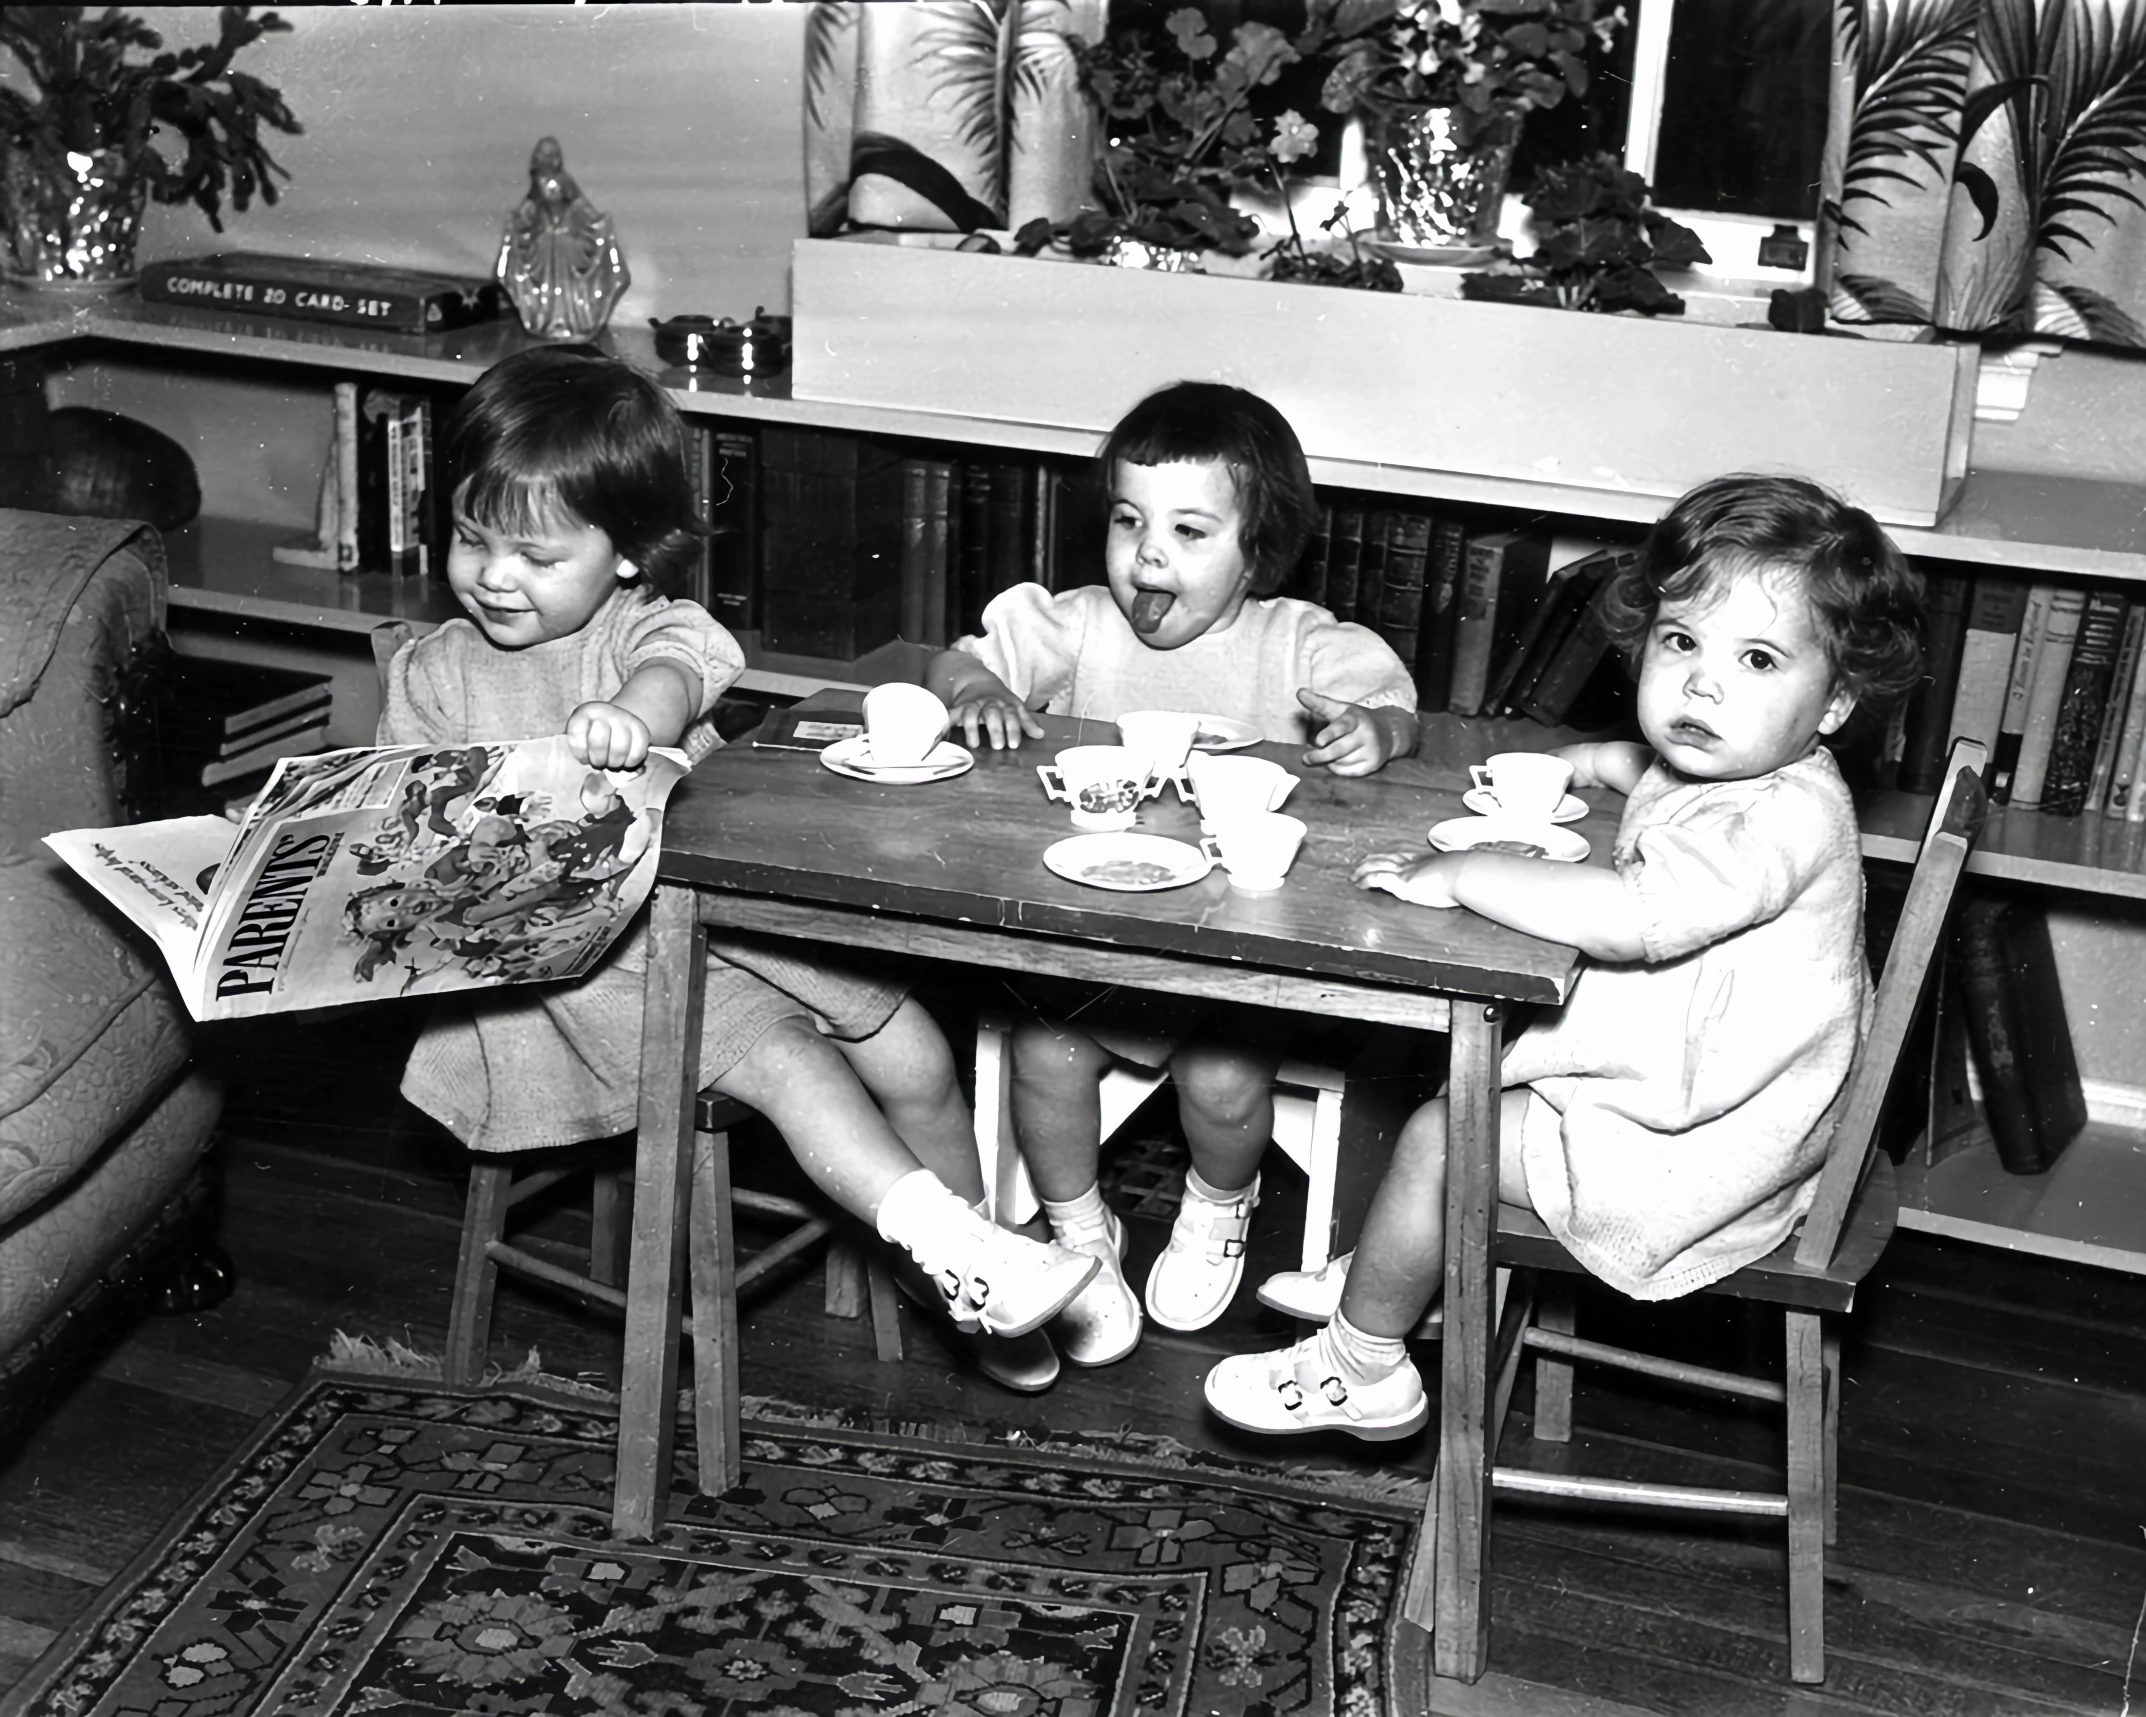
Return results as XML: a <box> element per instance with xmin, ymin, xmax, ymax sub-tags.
<box><xmin>379</xmin><ymin>346</ymin><xmax>1095</xmax><ymax>1386</ymax></box>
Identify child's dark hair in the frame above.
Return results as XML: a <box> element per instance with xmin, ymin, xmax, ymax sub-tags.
<box><xmin>443</xmin><ymin>344</ymin><xmax>704</xmax><ymax>595</ymax></box>
<box><xmin>1099</xmin><ymin>382</ymin><xmax>1320</xmax><ymax>598</ymax></box>
<box><xmin>1602</xmin><ymin>474</ymin><xmax>1925</xmax><ymax>715</ymax></box>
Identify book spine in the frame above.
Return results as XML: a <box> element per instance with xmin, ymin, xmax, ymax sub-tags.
<box><xmin>2108</xmin><ymin>618</ymin><xmax>2146</xmax><ymax>818</ymax></box>
<box><xmin>2009</xmin><ymin>587</ymin><xmax>2088</xmax><ymax>810</ymax></box>
<box><xmin>1496</xmin><ymin>550</ymin><xmax>1612</xmax><ymax>718</ymax></box>
<box><xmin>334</xmin><ymin>381</ymin><xmax>361</xmax><ymax>574</ymax></box>
<box><xmin>987</xmin><ymin>460</ymin><xmax>1030</xmax><ymax>603</ymax></box>
<box><xmin>922</xmin><ymin>459</ymin><xmax>953</xmax><ymax>645</ymax></box>
<box><xmin>2086</xmin><ymin>602</ymin><xmax>2146</xmax><ymax>813</ymax></box>
<box><xmin>137</xmin><ymin>262</ymin><xmax>479</xmax><ymax>334</ymax></box>
<box><xmin>1358</xmin><ymin>510</ymin><xmax>1394</xmax><ymax>637</ymax></box>
<box><xmin>1377</xmin><ymin>510</ymin><xmax>1432</xmax><ymax>672</ymax></box>
<box><xmin>1029</xmin><ymin>459</ymin><xmax>1053</xmax><ymax>588</ymax></box>
<box><xmin>956</xmin><ymin>460</ymin><xmax>991</xmax><ymax>637</ymax></box>
<box><xmin>680</xmin><ymin>423</ymin><xmax>712</xmax><ymax>610</ymax></box>
<box><xmin>1414</xmin><ymin>517</ymin><xmax>1469</xmax><ymax>713</ymax></box>
<box><xmin>898</xmin><ymin>457</ymin><xmax>931</xmax><ymax>642</ymax></box>
<box><xmin>1947</xmin><ymin>574</ymin><xmax>2029</xmax><ymax>761</ymax></box>
<box><xmin>1896</xmin><ymin>571</ymin><xmax>1971</xmax><ymax>795</ymax></box>
<box><xmin>1998</xmin><ymin>899</ymin><xmax>2087</xmax><ymax>1164</ymax></box>
<box><xmin>706</xmin><ymin>429</ymin><xmax>758</xmax><ymax>632</ymax></box>
<box><xmin>1448</xmin><ymin>532</ymin><xmax>1508</xmax><ymax>716</ymax></box>
<box><xmin>1516</xmin><ymin>556</ymin><xmax>1624</xmax><ymax>726</ymax></box>
<box><xmin>1949</xmin><ymin>897</ymin><xmax>2050</xmax><ymax>1175</ymax></box>
<box><xmin>2042</xmin><ymin>588</ymin><xmax>2129</xmax><ymax>814</ymax></box>
<box><xmin>1326</xmin><ymin>506</ymin><xmax>1365</xmax><ymax>624</ymax></box>
<box><xmin>1990</xmin><ymin>584</ymin><xmax>2054</xmax><ymax>804</ymax></box>
<box><xmin>1297</xmin><ymin>504</ymin><xmax>1332</xmax><ymax>607</ymax></box>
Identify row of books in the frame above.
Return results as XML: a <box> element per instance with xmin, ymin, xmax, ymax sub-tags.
<box><xmin>1907</xmin><ymin>575</ymin><xmax>2146</xmax><ymax>815</ymax></box>
<box><xmin>275</xmin><ymin>381</ymin><xmax>445</xmax><ymax>580</ymax></box>
<box><xmin>159</xmin><ymin>655</ymin><xmax>334</xmax><ymax>807</ymax></box>
<box><xmin>1294</xmin><ymin>505</ymin><xmax>1632</xmax><ymax>727</ymax></box>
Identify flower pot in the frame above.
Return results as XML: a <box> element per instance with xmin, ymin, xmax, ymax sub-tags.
<box><xmin>1</xmin><ymin>147</ymin><xmax>148</xmax><ymax>289</ymax></box>
<box><xmin>1365</xmin><ymin>105</ymin><xmax>1520</xmax><ymax>254</ymax></box>
<box><xmin>790</xmin><ymin>238</ymin><xmax>1979</xmax><ymax>528</ymax></box>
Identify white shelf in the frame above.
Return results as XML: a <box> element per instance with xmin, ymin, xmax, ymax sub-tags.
<box><xmin>1897</xmin><ymin>1124</ymin><xmax>2146</xmax><ymax>1275</ymax></box>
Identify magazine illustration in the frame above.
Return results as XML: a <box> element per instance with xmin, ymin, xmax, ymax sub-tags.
<box><xmin>45</xmin><ymin>734</ymin><xmax>690</xmax><ymax>1022</ymax></box>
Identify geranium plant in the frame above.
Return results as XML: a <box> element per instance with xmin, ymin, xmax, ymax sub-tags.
<box><xmin>1297</xmin><ymin>0</ymin><xmax>1624</xmax><ymax>142</ymax></box>
<box><xmin>1460</xmin><ymin>152</ymin><xmax>1709</xmax><ymax>313</ymax></box>
<box><xmin>1014</xmin><ymin>9</ymin><xmax>1397</xmax><ymax>289</ymax></box>
<box><xmin>0</xmin><ymin>5</ymin><xmax>301</xmax><ymax>232</ymax></box>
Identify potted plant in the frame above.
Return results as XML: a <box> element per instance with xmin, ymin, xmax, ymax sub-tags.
<box><xmin>1294</xmin><ymin>0</ymin><xmax>1623</xmax><ymax>253</ymax></box>
<box><xmin>0</xmin><ymin>5</ymin><xmax>301</xmax><ymax>289</ymax></box>
<box><xmin>1460</xmin><ymin>152</ymin><xmax>1710</xmax><ymax>314</ymax></box>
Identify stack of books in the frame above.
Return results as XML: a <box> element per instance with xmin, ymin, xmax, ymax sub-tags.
<box><xmin>275</xmin><ymin>381</ymin><xmax>447</xmax><ymax>579</ymax></box>
<box><xmin>161</xmin><ymin>656</ymin><xmax>333</xmax><ymax>806</ymax></box>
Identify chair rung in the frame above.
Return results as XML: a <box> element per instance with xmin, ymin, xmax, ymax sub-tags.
<box><xmin>734</xmin><ymin>1218</ymin><xmax>832</xmax><ymax>1290</ymax></box>
<box><xmin>488</xmin><ymin>1240</ymin><xmax>628</xmax><ymax>1314</ymax></box>
<box><xmin>505</xmin><ymin>1166</ymin><xmax>579</xmax><ymax>1210</ymax></box>
<box><xmin>733</xmin><ymin>1189</ymin><xmax>816</xmax><ymax>1223</ymax></box>
<box><xmin>1523</xmin><ymin>1327</ymin><xmax>1787</xmax><ymax>1404</ymax></box>
<box><xmin>1492</xmin><ymin>1467</ymin><xmax>1787</xmax><ymax>1517</ymax></box>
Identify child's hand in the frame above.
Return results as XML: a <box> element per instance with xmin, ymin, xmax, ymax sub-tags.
<box><xmin>951</xmin><ymin>688</ymin><xmax>1046</xmax><ymax>751</ymax></box>
<box><xmin>1353</xmin><ymin>848</ymin><xmax>1464</xmax><ymax>909</ymax></box>
<box><xmin>568</xmin><ymin>700</ymin><xmax>652</xmax><ymax>770</ymax></box>
<box><xmin>1299</xmin><ymin>689</ymin><xmax>1406</xmax><ymax>776</ymax></box>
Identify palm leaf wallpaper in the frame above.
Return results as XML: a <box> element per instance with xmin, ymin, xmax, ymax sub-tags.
<box><xmin>803</xmin><ymin>0</ymin><xmax>1102</xmax><ymax>239</ymax></box>
<box><xmin>1820</xmin><ymin>0</ymin><xmax>2146</xmax><ymax>345</ymax></box>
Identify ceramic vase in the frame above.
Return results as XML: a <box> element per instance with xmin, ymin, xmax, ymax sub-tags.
<box><xmin>1098</xmin><ymin>234</ymin><xmax>1204</xmax><ymax>273</ymax></box>
<box><xmin>1</xmin><ymin>146</ymin><xmax>148</xmax><ymax>289</ymax></box>
<box><xmin>1364</xmin><ymin>104</ymin><xmax>1522</xmax><ymax>254</ymax></box>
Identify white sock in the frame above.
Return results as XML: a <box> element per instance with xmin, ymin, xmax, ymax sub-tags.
<box><xmin>1323</xmin><ymin>1307</ymin><xmax>1409</xmax><ymax>1385</ymax></box>
<box><xmin>874</xmin><ymin>1168</ymin><xmax>964</xmax><ymax>1250</ymax></box>
<box><xmin>1040</xmin><ymin>1184</ymin><xmax>1110</xmax><ymax>1241</ymax></box>
<box><xmin>1184</xmin><ymin>1164</ymin><xmax>1254</xmax><ymax>1204</ymax></box>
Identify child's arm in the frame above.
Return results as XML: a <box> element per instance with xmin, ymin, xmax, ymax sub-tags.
<box><xmin>570</xmin><ymin>659</ymin><xmax>701</xmax><ymax>769</ymax></box>
<box><xmin>926</xmin><ymin>647</ymin><xmax>1046</xmax><ymax>750</ymax></box>
<box><xmin>1353</xmin><ymin>848</ymin><xmax>1648</xmax><ymax>962</ymax></box>
<box><xmin>1558</xmin><ymin>740</ymin><xmax>1653</xmax><ymax>796</ymax></box>
<box><xmin>1298</xmin><ymin>689</ymin><xmax>1419</xmax><ymax>776</ymax></box>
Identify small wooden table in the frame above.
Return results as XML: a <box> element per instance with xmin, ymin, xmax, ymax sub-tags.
<box><xmin>625</xmin><ymin>714</ymin><xmax>1592</xmax><ymax>1685</ymax></box>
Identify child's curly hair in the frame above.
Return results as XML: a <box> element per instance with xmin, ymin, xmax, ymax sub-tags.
<box><xmin>1098</xmin><ymin>382</ymin><xmax>1321</xmax><ymax>598</ymax></box>
<box><xmin>1601</xmin><ymin>474</ymin><xmax>1926</xmax><ymax>716</ymax></box>
<box><xmin>443</xmin><ymin>344</ymin><xmax>706</xmax><ymax>597</ymax></box>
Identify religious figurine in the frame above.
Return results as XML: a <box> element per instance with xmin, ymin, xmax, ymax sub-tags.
<box><xmin>494</xmin><ymin>137</ymin><xmax>630</xmax><ymax>340</ymax></box>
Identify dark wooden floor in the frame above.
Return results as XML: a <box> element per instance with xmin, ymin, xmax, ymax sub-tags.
<box><xmin>2</xmin><ymin>1006</ymin><xmax>2143</xmax><ymax>1717</ymax></box>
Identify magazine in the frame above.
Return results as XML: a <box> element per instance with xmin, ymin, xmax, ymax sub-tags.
<box><xmin>44</xmin><ymin>735</ymin><xmax>690</xmax><ymax>1022</ymax></box>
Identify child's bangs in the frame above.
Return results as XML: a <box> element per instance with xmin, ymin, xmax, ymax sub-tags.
<box><xmin>453</xmin><ymin>468</ymin><xmax>579</xmax><ymax>540</ymax></box>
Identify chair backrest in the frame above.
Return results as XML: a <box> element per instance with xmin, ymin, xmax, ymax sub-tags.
<box><xmin>1794</xmin><ymin>737</ymin><xmax>1988</xmax><ymax>1268</ymax></box>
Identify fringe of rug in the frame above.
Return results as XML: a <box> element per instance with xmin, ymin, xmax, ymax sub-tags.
<box><xmin>313</xmin><ymin>1333</ymin><xmax>1430</xmax><ymax>1508</ymax></box>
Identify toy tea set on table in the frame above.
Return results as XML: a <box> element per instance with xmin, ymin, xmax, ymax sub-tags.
<box><xmin>808</xmin><ymin>685</ymin><xmax>1594</xmax><ymax>896</ymax></box>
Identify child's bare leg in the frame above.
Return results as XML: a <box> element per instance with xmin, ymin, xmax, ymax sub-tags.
<box><xmin>1009</xmin><ymin>1018</ymin><xmax>1110</xmax><ymax>1202</ymax></box>
<box><xmin>1010</xmin><ymin>1018</ymin><xmax>1142</xmax><ymax>1365</ymax></box>
<box><xmin>1147</xmin><ymin>1040</ymin><xmax>1279</xmax><ymax>1332</ymax></box>
<box><xmin>829</xmin><ymin>996</ymin><xmax>983</xmax><ymax>1203</ymax></box>
<box><xmin>712</xmin><ymin>1016</ymin><xmax>1098</xmax><ymax>1342</ymax></box>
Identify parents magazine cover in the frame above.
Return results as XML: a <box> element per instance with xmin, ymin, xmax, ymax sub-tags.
<box><xmin>45</xmin><ymin>735</ymin><xmax>688</xmax><ymax>1022</ymax></box>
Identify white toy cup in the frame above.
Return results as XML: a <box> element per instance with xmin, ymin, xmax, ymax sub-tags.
<box><xmin>1038</xmin><ymin>745</ymin><xmax>1163</xmax><ymax>831</ymax></box>
<box><xmin>1116</xmin><ymin>709</ymin><xmax>1200</xmax><ymax>778</ymax></box>
<box><xmin>1201</xmin><ymin>812</ymin><xmax>1308</xmax><ymax>892</ymax></box>
<box><xmin>863</xmin><ymin>682</ymin><xmax>951</xmax><ymax>767</ymax></box>
<box><xmin>1468</xmin><ymin>752</ymin><xmax>1573</xmax><ymax>822</ymax></box>
<box><xmin>1186</xmin><ymin>752</ymin><xmax>1297</xmax><ymax>833</ymax></box>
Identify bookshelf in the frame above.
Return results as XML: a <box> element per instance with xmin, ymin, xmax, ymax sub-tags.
<box><xmin>11</xmin><ymin>291</ymin><xmax>2146</xmax><ymax>1271</ymax></box>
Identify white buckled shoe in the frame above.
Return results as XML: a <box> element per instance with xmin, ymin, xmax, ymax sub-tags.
<box><xmin>1145</xmin><ymin>1176</ymin><xmax>1259</xmax><ymax>1332</ymax></box>
<box><xmin>907</xmin><ymin>1210</ymin><xmax>1098</xmax><ymax>1340</ymax></box>
<box><xmin>1050</xmin><ymin>1207</ymin><xmax>1143</xmax><ymax>1367</ymax></box>
<box><xmin>1203</xmin><ymin>1332</ymin><xmax>1428</xmax><ymax>1441</ymax></box>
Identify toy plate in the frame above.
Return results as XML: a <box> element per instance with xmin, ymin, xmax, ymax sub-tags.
<box><xmin>1427</xmin><ymin>815</ymin><xmax>1590</xmax><ymax>863</ymax></box>
<box><xmin>819</xmin><ymin>736</ymin><xmax>973</xmax><ymax>784</ymax></box>
<box><xmin>1043</xmin><ymin>832</ymin><xmax>1214</xmax><ymax>892</ymax></box>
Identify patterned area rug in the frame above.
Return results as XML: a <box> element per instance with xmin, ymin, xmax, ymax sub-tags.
<box><xmin>14</xmin><ymin>1376</ymin><xmax>1427</xmax><ymax>1717</ymax></box>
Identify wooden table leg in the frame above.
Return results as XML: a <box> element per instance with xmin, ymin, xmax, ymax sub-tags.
<box><xmin>616</xmin><ymin>883</ymin><xmax>707</xmax><ymax>1540</ymax></box>
<box><xmin>1432</xmin><ymin>999</ymin><xmax>1502</xmax><ymax>1683</ymax></box>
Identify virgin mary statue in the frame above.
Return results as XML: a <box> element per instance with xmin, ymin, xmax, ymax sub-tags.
<box><xmin>495</xmin><ymin>138</ymin><xmax>630</xmax><ymax>340</ymax></box>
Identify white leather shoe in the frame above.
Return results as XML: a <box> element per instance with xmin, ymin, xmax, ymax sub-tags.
<box><xmin>1050</xmin><ymin>1208</ymin><xmax>1142</xmax><ymax>1367</ymax></box>
<box><xmin>906</xmin><ymin>1208</ymin><xmax>1097</xmax><ymax>1339</ymax></box>
<box><xmin>1145</xmin><ymin>1176</ymin><xmax>1259</xmax><ymax>1332</ymax></box>
<box><xmin>1204</xmin><ymin>1331</ymin><xmax>1428</xmax><ymax>1440</ymax></box>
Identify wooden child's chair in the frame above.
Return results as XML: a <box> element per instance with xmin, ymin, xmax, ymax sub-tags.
<box><xmin>370</xmin><ymin>622</ymin><xmax>900</xmax><ymax>1520</ymax></box>
<box><xmin>1465</xmin><ymin>737</ymin><xmax>1987</xmax><ymax>1685</ymax></box>
<box><xmin>973</xmin><ymin>1012</ymin><xmax>1346</xmax><ymax>1269</ymax></box>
